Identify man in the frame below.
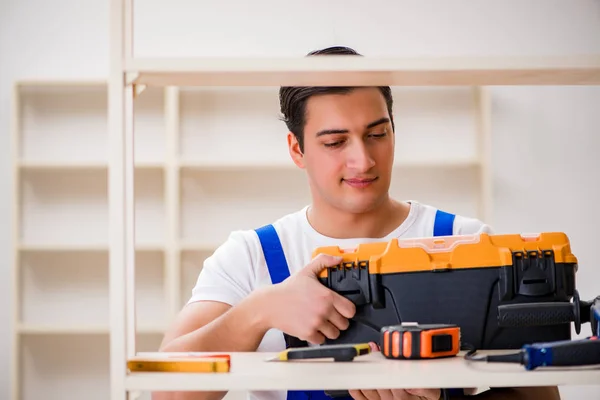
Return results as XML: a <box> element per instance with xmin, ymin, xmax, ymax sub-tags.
<box><xmin>155</xmin><ymin>46</ymin><xmax>561</xmax><ymax>400</ymax></box>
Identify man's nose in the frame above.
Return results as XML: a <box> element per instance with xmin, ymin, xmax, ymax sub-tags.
<box><xmin>346</xmin><ymin>142</ymin><xmax>375</xmax><ymax>171</ymax></box>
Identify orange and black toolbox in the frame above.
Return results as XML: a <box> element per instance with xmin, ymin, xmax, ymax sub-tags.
<box><xmin>314</xmin><ymin>232</ymin><xmax>594</xmax><ymax>350</ymax></box>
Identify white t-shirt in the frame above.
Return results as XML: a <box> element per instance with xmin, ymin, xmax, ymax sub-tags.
<box><xmin>188</xmin><ymin>201</ymin><xmax>492</xmax><ymax>400</ymax></box>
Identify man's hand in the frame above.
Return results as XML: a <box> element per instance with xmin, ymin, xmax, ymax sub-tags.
<box><xmin>348</xmin><ymin>343</ymin><xmax>442</xmax><ymax>400</ymax></box>
<box><xmin>349</xmin><ymin>388</ymin><xmax>441</xmax><ymax>400</ymax></box>
<box><xmin>264</xmin><ymin>254</ymin><xmax>356</xmax><ymax>344</ymax></box>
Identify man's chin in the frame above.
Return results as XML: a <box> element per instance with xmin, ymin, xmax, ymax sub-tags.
<box><xmin>339</xmin><ymin>196</ymin><xmax>386</xmax><ymax>214</ymax></box>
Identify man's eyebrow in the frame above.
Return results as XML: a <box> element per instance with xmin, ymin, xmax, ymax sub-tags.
<box><xmin>315</xmin><ymin>117</ymin><xmax>390</xmax><ymax>137</ymax></box>
<box><xmin>366</xmin><ymin>117</ymin><xmax>390</xmax><ymax>129</ymax></box>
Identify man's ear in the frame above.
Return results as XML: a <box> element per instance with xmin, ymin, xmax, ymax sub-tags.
<box><xmin>287</xmin><ymin>132</ymin><xmax>305</xmax><ymax>169</ymax></box>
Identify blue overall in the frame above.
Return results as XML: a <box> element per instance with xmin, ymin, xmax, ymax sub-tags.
<box><xmin>255</xmin><ymin>209</ymin><xmax>456</xmax><ymax>400</ymax></box>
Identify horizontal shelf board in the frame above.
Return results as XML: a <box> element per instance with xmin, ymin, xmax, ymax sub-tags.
<box><xmin>126</xmin><ymin>351</ymin><xmax>600</xmax><ymax>391</ymax></box>
<box><xmin>18</xmin><ymin>244</ymin><xmax>164</xmax><ymax>252</ymax></box>
<box><xmin>126</xmin><ymin>55</ymin><xmax>600</xmax><ymax>87</ymax></box>
<box><xmin>17</xmin><ymin>79</ymin><xmax>106</xmax><ymax>88</ymax></box>
<box><xmin>19</xmin><ymin>324</ymin><xmax>165</xmax><ymax>335</ymax></box>
<box><xmin>19</xmin><ymin>161</ymin><xmax>164</xmax><ymax>170</ymax></box>
<box><xmin>179</xmin><ymin>242</ymin><xmax>219</xmax><ymax>252</ymax></box>
<box><xmin>179</xmin><ymin>159</ymin><xmax>481</xmax><ymax>170</ymax></box>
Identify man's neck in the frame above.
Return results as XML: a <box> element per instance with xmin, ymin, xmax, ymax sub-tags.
<box><xmin>306</xmin><ymin>197</ymin><xmax>411</xmax><ymax>239</ymax></box>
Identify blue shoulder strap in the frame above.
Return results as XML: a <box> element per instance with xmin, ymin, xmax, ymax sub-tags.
<box><xmin>255</xmin><ymin>224</ymin><xmax>291</xmax><ymax>285</ymax></box>
<box><xmin>254</xmin><ymin>225</ymin><xmax>350</xmax><ymax>400</ymax></box>
<box><xmin>433</xmin><ymin>209</ymin><xmax>455</xmax><ymax>237</ymax></box>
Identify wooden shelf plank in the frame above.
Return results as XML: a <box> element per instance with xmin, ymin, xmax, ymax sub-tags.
<box><xmin>127</xmin><ymin>55</ymin><xmax>600</xmax><ymax>87</ymax></box>
<box><xmin>125</xmin><ymin>351</ymin><xmax>600</xmax><ymax>391</ymax></box>
<box><xmin>179</xmin><ymin>242</ymin><xmax>218</xmax><ymax>252</ymax></box>
<box><xmin>19</xmin><ymin>324</ymin><xmax>165</xmax><ymax>335</ymax></box>
<box><xmin>16</xmin><ymin>79</ymin><xmax>106</xmax><ymax>87</ymax></box>
<box><xmin>19</xmin><ymin>161</ymin><xmax>164</xmax><ymax>170</ymax></box>
<box><xmin>178</xmin><ymin>159</ymin><xmax>481</xmax><ymax>171</ymax></box>
<box><xmin>18</xmin><ymin>244</ymin><xmax>164</xmax><ymax>252</ymax></box>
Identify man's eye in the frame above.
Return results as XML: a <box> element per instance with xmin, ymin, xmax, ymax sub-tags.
<box><xmin>370</xmin><ymin>132</ymin><xmax>387</xmax><ymax>138</ymax></box>
<box><xmin>324</xmin><ymin>141</ymin><xmax>343</xmax><ymax>148</ymax></box>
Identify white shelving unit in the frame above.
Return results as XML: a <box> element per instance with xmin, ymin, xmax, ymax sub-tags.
<box><xmin>11</xmin><ymin>81</ymin><xmax>493</xmax><ymax>400</ymax></box>
<box><xmin>9</xmin><ymin>1</ymin><xmax>600</xmax><ymax>399</ymax></box>
<box><xmin>11</xmin><ymin>80</ymin><xmax>168</xmax><ymax>400</ymax></box>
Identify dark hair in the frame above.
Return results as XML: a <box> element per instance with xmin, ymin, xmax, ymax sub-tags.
<box><xmin>279</xmin><ymin>46</ymin><xmax>394</xmax><ymax>152</ymax></box>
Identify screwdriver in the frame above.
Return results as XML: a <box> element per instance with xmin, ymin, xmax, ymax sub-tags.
<box><xmin>466</xmin><ymin>336</ymin><xmax>600</xmax><ymax>370</ymax></box>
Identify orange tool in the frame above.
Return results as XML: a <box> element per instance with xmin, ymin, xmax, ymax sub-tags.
<box><xmin>380</xmin><ymin>323</ymin><xmax>460</xmax><ymax>359</ymax></box>
<box><xmin>127</xmin><ymin>353</ymin><xmax>231</xmax><ymax>373</ymax></box>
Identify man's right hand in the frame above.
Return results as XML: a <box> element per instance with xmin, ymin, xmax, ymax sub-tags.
<box><xmin>264</xmin><ymin>254</ymin><xmax>356</xmax><ymax>345</ymax></box>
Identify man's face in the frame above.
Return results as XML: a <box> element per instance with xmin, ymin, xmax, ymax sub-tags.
<box><xmin>288</xmin><ymin>87</ymin><xmax>395</xmax><ymax>214</ymax></box>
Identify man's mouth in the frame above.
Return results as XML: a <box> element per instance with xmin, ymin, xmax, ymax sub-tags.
<box><xmin>342</xmin><ymin>177</ymin><xmax>378</xmax><ymax>188</ymax></box>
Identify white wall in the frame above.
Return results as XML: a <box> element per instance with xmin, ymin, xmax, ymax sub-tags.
<box><xmin>1</xmin><ymin>0</ymin><xmax>600</xmax><ymax>399</ymax></box>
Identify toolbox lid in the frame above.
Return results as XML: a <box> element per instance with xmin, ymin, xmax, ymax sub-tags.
<box><xmin>314</xmin><ymin>232</ymin><xmax>578</xmax><ymax>275</ymax></box>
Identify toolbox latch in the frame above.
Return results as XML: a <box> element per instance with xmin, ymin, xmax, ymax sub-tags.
<box><xmin>327</xmin><ymin>260</ymin><xmax>383</xmax><ymax>308</ymax></box>
<box><xmin>513</xmin><ymin>250</ymin><xmax>556</xmax><ymax>297</ymax></box>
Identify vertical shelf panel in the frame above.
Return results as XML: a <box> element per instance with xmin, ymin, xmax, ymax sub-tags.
<box><xmin>19</xmin><ymin>169</ymin><xmax>108</xmax><ymax>247</ymax></box>
<box><xmin>18</xmin><ymin>83</ymin><xmax>108</xmax><ymax>164</ymax></box>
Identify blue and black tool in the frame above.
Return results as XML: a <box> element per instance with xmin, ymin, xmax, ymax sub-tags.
<box><xmin>465</xmin><ymin>296</ymin><xmax>600</xmax><ymax>370</ymax></box>
<box><xmin>465</xmin><ymin>336</ymin><xmax>600</xmax><ymax>370</ymax></box>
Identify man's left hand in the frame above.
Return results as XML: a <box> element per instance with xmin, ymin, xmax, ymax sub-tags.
<box><xmin>348</xmin><ymin>388</ymin><xmax>441</xmax><ymax>400</ymax></box>
<box><xmin>348</xmin><ymin>343</ymin><xmax>442</xmax><ymax>400</ymax></box>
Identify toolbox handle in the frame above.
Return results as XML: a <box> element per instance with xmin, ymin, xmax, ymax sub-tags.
<box><xmin>498</xmin><ymin>291</ymin><xmax>599</xmax><ymax>335</ymax></box>
<box><xmin>498</xmin><ymin>302</ymin><xmax>574</xmax><ymax>328</ymax></box>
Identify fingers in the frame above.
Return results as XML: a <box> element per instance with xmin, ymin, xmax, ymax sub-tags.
<box><xmin>404</xmin><ymin>389</ymin><xmax>441</xmax><ymax>399</ymax></box>
<box><xmin>349</xmin><ymin>390</ymin><xmax>368</xmax><ymax>400</ymax></box>
<box><xmin>390</xmin><ymin>390</ymin><xmax>413</xmax><ymax>400</ymax></box>
<box><xmin>305</xmin><ymin>331</ymin><xmax>326</xmax><ymax>345</ymax></box>
<box><xmin>368</xmin><ymin>342</ymin><xmax>380</xmax><ymax>352</ymax></box>
<box><xmin>305</xmin><ymin>254</ymin><xmax>342</xmax><ymax>276</ymax></box>
<box><xmin>318</xmin><ymin>320</ymin><xmax>341</xmax><ymax>341</ymax></box>
<box><xmin>376</xmin><ymin>390</ymin><xmax>394</xmax><ymax>400</ymax></box>
<box><xmin>327</xmin><ymin>307</ymin><xmax>351</xmax><ymax>331</ymax></box>
<box><xmin>357</xmin><ymin>390</ymin><xmax>381</xmax><ymax>400</ymax></box>
<box><xmin>351</xmin><ymin>388</ymin><xmax>440</xmax><ymax>400</ymax></box>
<box><xmin>332</xmin><ymin>291</ymin><xmax>357</xmax><ymax>318</ymax></box>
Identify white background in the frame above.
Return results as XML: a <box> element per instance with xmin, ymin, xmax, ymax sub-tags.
<box><xmin>1</xmin><ymin>0</ymin><xmax>600</xmax><ymax>398</ymax></box>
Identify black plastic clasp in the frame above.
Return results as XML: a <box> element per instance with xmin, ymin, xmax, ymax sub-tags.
<box><xmin>326</xmin><ymin>260</ymin><xmax>384</xmax><ymax>308</ymax></box>
<box><xmin>327</xmin><ymin>261</ymin><xmax>370</xmax><ymax>306</ymax></box>
<box><xmin>513</xmin><ymin>249</ymin><xmax>556</xmax><ymax>297</ymax></box>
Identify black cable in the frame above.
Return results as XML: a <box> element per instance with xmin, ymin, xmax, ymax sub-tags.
<box><xmin>463</xmin><ymin>345</ymin><xmax>523</xmax><ymax>364</ymax></box>
<box><xmin>383</xmin><ymin>285</ymin><xmax>403</xmax><ymax>324</ymax></box>
<box><xmin>480</xmin><ymin>278</ymin><xmax>499</xmax><ymax>349</ymax></box>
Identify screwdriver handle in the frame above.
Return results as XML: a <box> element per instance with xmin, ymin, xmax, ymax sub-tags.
<box><xmin>522</xmin><ymin>338</ymin><xmax>600</xmax><ymax>370</ymax></box>
<box><xmin>592</xmin><ymin>299</ymin><xmax>600</xmax><ymax>336</ymax></box>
